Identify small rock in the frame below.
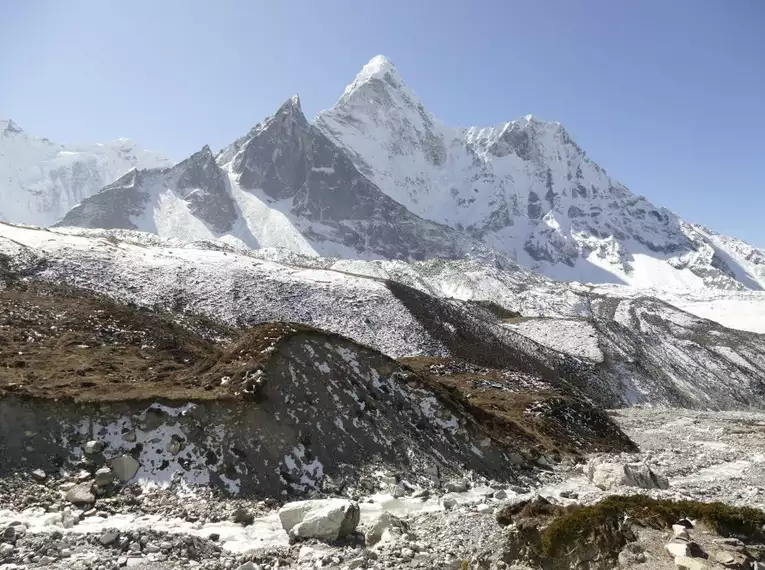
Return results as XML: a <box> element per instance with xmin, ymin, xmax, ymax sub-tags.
<box><xmin>675</xmin><ymin>555</ymin><xmax>708</xmax><ymax>570</ymax></box>
<box><xmin>476</xmin><ymin>503</ymin><xmax>493</xmax><ymax>514</ymax></box>
<box><xmin>100</xmin><ymin>530</ymin><xmax>119</xmax><ymax>546</ymax></box>
<box><xmin>493</xmin><ymin>490</ymin><xmax>508</xmax><ymax>500</ymax></box>
<box><xmin>2</xmin><ymin>526</ymin><xmax>17</xmax><ymax>544</ymax></box>
<box><xmin>65</xmin><ymin>482</ymin><xmax>95</xmax><ymax>505</ymax></box>
<box><xmin>236</xmin><ymin>562</ymin><xmax>262</xmax><ymax>570</ymax></box>
<box><xmin>84</xmin><ymin>440</ymin><xmax>104</xmax><ymax>454</ymax></box>
<box><xmin>0</xmin><ymin>543</ymin><xmax>14</xmax><ymax>557</ymax></box>
<box><xmin>111</xmin><ymin>455</ymin><xmax>140</xmax><ymax>483</ymax></box>
<box><xmin>208</xmin><ymin>533</ymin><xmax>220</xmax><ymax>542</ymax></box>
<box><xmin>666</xmin><ymin>541</ymin><xmax>690</xmax><ymax>557</ymax></box>
<box><xmin>442</xmin><ymin>495</ymin><xmax>458</xmax><ymax>510</ymax></box>
<box><xmin>618</xmin><ymin>542</ymin><xmax>646</xmax><ymax>567</ymax></box>
<box><xmin>38</xmin><ymin>556</ymin><xmax>56</xmax><ymax>565</ymax></box>
<box><xmin>364</xmin><ymin>512</ymin><xmax>407</xmax><ymax>546</ymax></box>
<box><xmin>673</xmin><ymin>524</ymin><xmax>691</xmax><ymax>540</ymax></box>
<box><xmin>231</xmin><ymin>507</ymin><xmax>254</xmax><ymax>526</ymax></box>
<box><xmin>144</xmin><ymin>543</ymin><xmax>160</xmax><ymax>553</ymax></box>
<box><xmin>444</xmin><ymin>480</ymin><xmax>468</xmax><ymax>493</ymax></box>
<box><xmin>30</xmin><ymin>469</ymin><xmax>47</xmax><ymax>482</ymax></box>
<box><xmin>95</xmin><ymin>466</ymin><xmax>115</xmax><ymax>486</ymax></box>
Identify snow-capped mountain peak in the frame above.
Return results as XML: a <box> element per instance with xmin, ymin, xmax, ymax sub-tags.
<box><xmin>316</xmin><ymin>59</ymin><xmax>765</xmax><ymax>291</ymax></box>
<box><xmin>0</xmin><ymin>119</ymin><xmax>170</xmax><ymax>226</ymax></box>
<box><xmin>2</xmin><ymin>119</ymin><xmax>24</xmax><ymax>135</ymax></box>
<box><xmin>342</xmin><ymin>54</ymin><xmax>403</xmax><ymax>98</ymax></box>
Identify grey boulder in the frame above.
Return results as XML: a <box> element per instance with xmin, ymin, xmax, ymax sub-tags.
<box><xmin>278</xmin><ymin>499</ymin><xmax>360</xmax><ymax>541</ymax></box>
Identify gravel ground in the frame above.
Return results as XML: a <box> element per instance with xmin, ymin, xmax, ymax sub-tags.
<box><xmin>3</xmin><ymin>406</ymin><xmax>765</xmax><ymax>569</ymax></box>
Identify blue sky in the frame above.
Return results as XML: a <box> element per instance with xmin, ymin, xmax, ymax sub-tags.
<box><xmin>1</xmin><ymin>0</ymin><xmax>763</xmax><ymax>246</ymax></box>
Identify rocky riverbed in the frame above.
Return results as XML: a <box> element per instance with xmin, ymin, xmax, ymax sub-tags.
<box><xmin>2</xmin><ymin>407</ymin><xmax>765</xmax><ymax>569</ymax></box>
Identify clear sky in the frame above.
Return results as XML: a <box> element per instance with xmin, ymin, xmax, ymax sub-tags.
<box><xmin>1</xmin><ymin>0</ymin><xmax>763</xmax><ymax>246</ymax></box>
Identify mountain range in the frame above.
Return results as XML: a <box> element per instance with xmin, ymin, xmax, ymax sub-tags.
<box><xmin>0</xmin><ymin>119</ymin><xmax>169</xmax><ymax>226</ymax></box>
<box><xmin>2</xmin><ymin>55</ymin><xmax>764</xmax><ymax>293</ymax></box>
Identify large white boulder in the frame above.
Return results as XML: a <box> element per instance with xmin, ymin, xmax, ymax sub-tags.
<box><xmin>278</xmin><ymin>499</ymin><xmax>360</xmax><ymax>541</ymax></box>
<box><xmin>586</xmin><ymin>460</ymin><xmax>669</xmax><ymax>491</ymax></box>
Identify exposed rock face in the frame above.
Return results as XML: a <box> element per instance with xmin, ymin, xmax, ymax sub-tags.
<box><xmin>61</xmin><ymin>146</ymin><xmax>237</xmax><ymax>235</ymax></box>
<box><xmin>0</xmin><ymin>119</ymin><xmax>169</xmax><ymax>226</ymax></box>
<box><xmin>59</xmin><ymin>97</ymin><xmax>486</xmax><ymax>261</ymax></box>
<box><xmin>316</xmin><ymin>56</ymin><xmax>765</xmax><ymax>290</ymax></box>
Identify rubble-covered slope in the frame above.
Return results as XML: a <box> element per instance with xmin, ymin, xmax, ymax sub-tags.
<box><xmin>3</xmin><ymin>223</ymin><xmax>765</xmax><ymax>410</ymax></box>
<box><xmin>0</xmin><ymin>119</ymin><xmax>170</xmax><ymax>226</ymax></box>
<box><xmin>0</xmin><ymin>277</ymin><xmax>634</xmax><ymax>498</ymax></box>
<box><xmin>316</xmin><ymin>56</ymin><xmax>765</xmax><ymax>291</ymax></box>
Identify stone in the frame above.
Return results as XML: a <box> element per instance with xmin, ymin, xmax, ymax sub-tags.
<box><xmin>677</xmin><ymin>518</ymin><xmax>695</xmax><ymax>529</ymax></box>
<box><xmin>444</xmin><ymin>480</ymin><xmax>468</xmax><ymax>493</ymax></box>
<box><xmin>100</xmin><ymin>530</ymin><xmax>119</xmax><ymax>546</ymax></box>
<box><xmin>715</xmin><ymin>551</ymin><xmax>737</xmax><ymax>565</ymax></box>
<box><xmin>476</xmin><ymin>503</ymin><xmax>493</xmax><ymax>514</ymax></box>
<box><xmin>30</xmin><ymin>469</ymin><xmax>47</xmax><ymax>482</ymax></box>
<box><xmin>442</xmin><ymin>495</ymin><xmax>458</xmax><ymax>510</ymax></box>
<box><xmin>493</xmin><ymin>490</ymin><xmax>508</xmax><ymax>500</ymax></box>
<box><xmin>666</xmin><ymin>541</ymin><xmax>690</xmax><ymax>557</ymax></box>
<box><xmin>278</xmin><ymin>499</ymin><xmax>360</xmax><ymax>541</ymax></box>
<box><xmin>231</xmin><ymin>507</ymin><xmax>254</xmax><ymax>526</ymax></box>
<box><xmin>95</xmin><ymin>466</ymin><xmax>115</xmax><ymax>486</ymax></box>
<box><xmin>144</xmin><ymin>543</ymin><xmax>160</xmax><ymax>553</ymax></box>
<box><xmin>0</xmin><ymin>543</ymin><xmax>13</xmax><ymax>557</ymax></box>
<box><xmin>65</xmin><ymin>482</ymin><xmax>95</xmax><ymax>505</ymax></box>
<box><xmin>236</xmin><ymin>562</ymin><xmax>262</xmax><ymax>570</ymax></box>
<box><xmin>84</xmin><ymin>440</ymin><xmax>104</xmax><ymax>454</ymax></box>
<box><xmin>673</xmin><ymin>524</ymin><xmax>691</xmax><ymax>540</ymax></box>
<box><xmin>715</xmin><ymin>550</ymin><xmax>749</xmax><ymax>567</ymax></box>
<box><xmin>2</xmin><ymin>526</ymin><xmax>17</xmax><ymax>544</ymax></box>
<box><xmin>587</xmin><ymin>459</ymin><xmax>669</xmax><ymax>490</ymax></box>
<box><xmin>618</xmin><ymin>543</ymin><xmax>646</xmax><ymax>566</ymax></box>
<box><xmin>39</xmin><ymin>556</ymin><xmax>56</xmax><ymax>565</ymax></box>
<box><xmin>675</xmin><ymin>555</ymin><xmax>708</xmax><ymax>570</ymax></box>
<box><xmin>364</xmin><ymin>512</ymin><xmax>406</xmax><ymax>546</ymax></box>
<box><xmin>111</xmin><ymin>455</ymin><xmax>140</xmax><ymax>483</ymax></box>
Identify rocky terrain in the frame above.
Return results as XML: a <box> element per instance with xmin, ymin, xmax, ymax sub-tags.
<box><xmin>2</xmin><ymin>222</ymin><xmax>765</xmax><ymax>410</ymax></box>
<box><xmin>3</xmin><ymin>406</ymin><xmax>765</xmax><ymax>569</ymax></box>
<box><xmin>3</xmin><ymin>53</ymin><xmax>765</xmax><ymax>570</ymax></box>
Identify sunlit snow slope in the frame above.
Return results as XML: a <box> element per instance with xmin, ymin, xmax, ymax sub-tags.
<box><xmin>0</xmin><ymin>119</ymin><xmax>170</xmax><ymax>226</ymax></box>
<box><xmin>316</xmin><ymin>56</ymin><xmax>765</xmax><ymax>291</ymax></box>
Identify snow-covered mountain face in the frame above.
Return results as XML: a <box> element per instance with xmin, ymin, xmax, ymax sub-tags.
<box><xmin>0</xmin><ymin>119</ymin><xmax>169</xmax><ymax>226</ymax></box>
<box><xmin>316</xmin><ymin>56</ymin><xmax>765</xmax><ymax>291</ymax></box>
<box><xmin>60</xmin><ymin>97</ymin><xmax>501</xmax><ymax>262</ymax></box>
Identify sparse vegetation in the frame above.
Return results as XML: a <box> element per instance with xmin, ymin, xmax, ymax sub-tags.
<box><xmin>540</xmin><ymin>495</ymin><xmax>765</xmax><ymax>556</ymax></box>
